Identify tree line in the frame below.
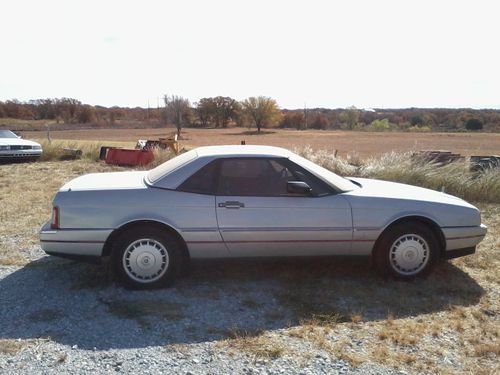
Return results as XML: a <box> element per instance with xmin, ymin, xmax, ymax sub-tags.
<box><xmin>1</xmin><ymin>96</ymin><xmax>499</xmax><ymax>132</ymax></box>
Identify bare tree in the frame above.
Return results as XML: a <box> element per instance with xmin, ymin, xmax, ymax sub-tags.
<box><xmin>163</xmin><ymin>95</ymin><xmax>191</xmax><ymax>137</ymax></box>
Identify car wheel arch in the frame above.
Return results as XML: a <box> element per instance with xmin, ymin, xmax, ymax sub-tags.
<box><xmin>372</xmin><ymin>215</ymin><xmax>446</xmax><ymax>258</ymax></box>
<box><xmin>102</xmin><ymin>220</ymin><xmax>190</xmax><ymax>265</ymax></box>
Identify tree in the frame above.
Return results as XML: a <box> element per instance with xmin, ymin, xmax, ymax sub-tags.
<box><xmin>213</xmin><ymin>96</ymin><xmax>240</xmax><ymax>128</ymax></box>
<box><xmin>77</xmin><ymin>105</ymin><xmax>95</xmax><ymax>123</ymax></box>
<box><xmin>196</xmin><ymin>96</ymin><xmax>240</xmax><ymax>128</ymax></box>
<box><xmin>196</xmin><ymin>98</ymin><xmax>213</xmax><ymax>127</ymax></box>
<box><xmin>410</xmin><ymin>115</ymin><xmax>423</xmax><ymax>126</ymax></box>
<box><xmin>465</xmin><ymin>118</ymin><xmax>483</xmax><ymax>131</ymax></box>
<box><xmin>164</xmin><ymin>95</ymin><xmax>192</xmax><ymax>137</ymax></box>
<box><xmin>345</xmin><ymin>106</ymin><xmax>360</xmax><ymax>130</ymax></box>
<box><xmin>241</xmin><ymin>96</ymin><xmax>281</xmax><ymax>132</ymax></box>
<box><xmin>280</xmin><ymin>111</ymin><xmax>305</xmax><ymax>129</ymax></box>
<box><xmin>310</xmin><ymin>112</ymin><xmax>330</xmax><ymax>129</ymax></box>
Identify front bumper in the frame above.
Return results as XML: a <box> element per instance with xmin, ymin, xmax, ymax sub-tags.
<box><xmin>40</xmin><ymin>222</ymin><xmax>112</xmax><ymax>258</ymax></box>
<box><xmin>0</xmin><ymin>150</ymin><xmax>42</xmax><ymax>159</ymax></box>
<box><xmin>442</xmin><ymin>224</ymin><xmax>487</xmax><ymax>253</ymax></box>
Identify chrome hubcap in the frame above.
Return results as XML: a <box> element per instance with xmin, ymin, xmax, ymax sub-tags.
<box><xmin>123</xmin><ymin>238</ymin><xmax>169</xmax><ymax>283</ymax></box>
<box><xmin>389</xmin><ymin>234</ymin><xmax>429</xmax><ymax>276</ymax></box>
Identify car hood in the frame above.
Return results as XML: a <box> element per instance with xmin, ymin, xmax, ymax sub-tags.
<box><xmin>0</xmin><ymin>138</ymin><xmax>41</xmax><ymax>147</ymax></box>
<box><xmin>346</xmin><ymin>177</ymin><xmax>475</xmax><ymax>208</ymax></box>
<box><xmin>59</xmin><ymin>171</ymin><xmax>148</xmax><ymax>192</ymax></box>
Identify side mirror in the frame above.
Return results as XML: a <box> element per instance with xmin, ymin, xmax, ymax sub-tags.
<box><xmin>287</xmin><ymin>181</ymin><xmax>312</xmax><ymax>195</ymax></box>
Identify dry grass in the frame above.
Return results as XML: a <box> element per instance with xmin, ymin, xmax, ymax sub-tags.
<box><xmin>218</xmin><ymin>328</ymin><xmax>286</xmax><ymax>359</ymax></box>
<box><xmin>296</xmin><ymin>147</ymin><xmax>500</xmax><ymax>203</ymax></box>
<box><xmin>360</xmin><ymin>152</ymin><xmax>500</xmax><ymax>203</ymax></box>
<box><xmin>0</xmin><ymin>338</ymin><xmax>49</xmax><ymax>355</ymax></box>
<box><xmin>0</xmin><ymin>339</ymin><xmax>28</xmax><ymax>355</ymax></box>
<box><xmin>37</xmin><ymin>139</ymin><xmax>134</xmax><ymax>162</ymax></box>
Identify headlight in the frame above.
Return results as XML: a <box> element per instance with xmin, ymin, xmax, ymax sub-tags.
<box><xmin>32</xmin><ymin>145</ymin><xmax>42</xmax><ymax>150</ymax></box>
<box><xmin>0</xmin><ymin>145</ymin><xmax>10</xmax><ymax>150</ymax></box>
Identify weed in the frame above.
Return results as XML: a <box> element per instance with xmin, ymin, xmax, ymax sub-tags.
<box><xmin>219</xmin><ymin>328</ymin><xmax>286</xmax><ymax>359</ymax></box>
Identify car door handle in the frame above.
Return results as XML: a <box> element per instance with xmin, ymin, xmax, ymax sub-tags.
<box><xmin>218</xmin><ymin>201</ymin><xmax>245</xmax><ymax>209</ymax></box>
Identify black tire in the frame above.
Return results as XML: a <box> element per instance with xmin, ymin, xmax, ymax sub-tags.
<box><xmin>111</xmin><ymin>226</ymin><xmax>182</xmax><ymax>289</ymax></box>
<box><xmin>373</xmin><ymin>222</ymin><xmax>439</xmax><ymax>279</ymax></box>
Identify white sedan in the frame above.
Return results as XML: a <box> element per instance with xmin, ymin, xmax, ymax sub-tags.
<box><xmin>40</xmin><ymin>145</ymin><xmax>487</xmax><ymax>289</ymax></box>
<box><xmin>0</xmin><ymin>129</ymin><xmax>42</xmax><ymax>161</ymax></box>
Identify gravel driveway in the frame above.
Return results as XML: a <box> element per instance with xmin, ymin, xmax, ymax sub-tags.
<box><xmin>0</xmin><ymin>245</ymin><xmax>484</xmax><ymax>374</ymax></box>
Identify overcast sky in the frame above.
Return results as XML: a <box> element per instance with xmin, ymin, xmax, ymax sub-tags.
<box><xmin>1</xmin><ymin>0</ymin><xmax>499</xmax><ymax>109</ymax></box>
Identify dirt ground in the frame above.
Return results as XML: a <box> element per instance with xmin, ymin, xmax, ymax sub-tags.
<box><xmin>22</xmin><ymin>127</ymin><xmax>500</xmax><ymax>159</ymax></box>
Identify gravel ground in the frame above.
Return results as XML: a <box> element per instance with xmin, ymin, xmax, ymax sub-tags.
<box><xmin>0</xmin><ymin>250</ymin><xmax>410</xmax><ymax>375</ymax></box>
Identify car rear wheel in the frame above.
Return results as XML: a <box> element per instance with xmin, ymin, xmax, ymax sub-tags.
<box><xmin>373</xmin><ymin>222</ymin><xmax>439</xmax><ymax>279</ymax></box>
<box><xmin>112</xmin><ymin>227</ymin><xmax>181</xmax><ymax>289</ymax></box>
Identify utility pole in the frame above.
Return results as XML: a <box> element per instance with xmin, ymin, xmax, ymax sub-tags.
<box><xmin>304</xmin><ymin>102</ymin><xmax>308</xmax><ymax>129</ymax></box>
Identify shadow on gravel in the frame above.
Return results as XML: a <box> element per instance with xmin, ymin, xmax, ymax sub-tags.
<box><xmin>0</xmin><ymin>255</ymin><xmax>484</xmax><ymax>350</ymax></box>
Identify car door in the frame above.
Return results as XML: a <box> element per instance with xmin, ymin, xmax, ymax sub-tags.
<box><xmin>215</xmin><ymin>157</ymin><xmax>353</xmax><ymax>257</ymax></box>
<box><xmin>175</xmin><ymin>160</ymin><xmax>231</xmax><ymax>258</ymax></box>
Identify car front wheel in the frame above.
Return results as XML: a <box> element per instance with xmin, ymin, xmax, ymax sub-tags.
<box><xmin>374</xmin><ymin>223</ymin><xmax>439</xmax><ymax>279</ymax></box>
<box><xmin>112</xmin><ymin>227</ymin><xmax>181</xmax><ymax>289</ymax></box>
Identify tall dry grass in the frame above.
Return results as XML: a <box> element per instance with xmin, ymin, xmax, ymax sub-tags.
<box><xmin>37</xmin><ymin>140</ymin><xmax>177</xmax><ymax>167</ymax></box>
<box><xmin>296</xmin><ymin>146</ymin><xmax>500</xmax><ymax>203</ymax></box>
<box><xmin>38</xmin><ymin>139</ymin><xmax>135</xmax><ymax>162</ymax></box>
<box><xmin>360</xmin><ymin>152</ymin><xmax>500</xmax><ymax>203</ymax></box>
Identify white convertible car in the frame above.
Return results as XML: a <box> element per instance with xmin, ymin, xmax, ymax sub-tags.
<box><xmin>40</xmin><ymin>145</ymin><xmax>487</xmax><ymax>288</ymax></box>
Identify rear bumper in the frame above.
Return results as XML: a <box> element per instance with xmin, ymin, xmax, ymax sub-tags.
<box><xmin>39</xmin><ymin>222</ymin><xmax>111</xmax><ymax>258</ymax></box>
<box><xmin>442</xmin><ymin>224</ymin><xmax>487</xmax><ymax>253</ymax></box>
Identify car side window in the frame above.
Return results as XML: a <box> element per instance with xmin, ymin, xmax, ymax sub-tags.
<box><xmin>177</xmin><ymin>160</ymin><xmax>218</xmax><ymax>195</ymax></box>
<box><xmin>284</xmin><ymin>159</ymin><xmax>334</xmax><ymax>196</ymax></box>
<box><xmin>218</xmin><ymin>158</ymin><xmax>295</xmax><ymax>196</ymax></box>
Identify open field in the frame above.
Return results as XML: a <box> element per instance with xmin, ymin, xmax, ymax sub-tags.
<box><xmin>22</xmin><ymin>127</ymin><xmax>500</xmax><ymax>159</ymax></box>
<box><xmin>0</xmin><ymin>156</ymin><xmax>499</xmax><ymax>374</ymax></box>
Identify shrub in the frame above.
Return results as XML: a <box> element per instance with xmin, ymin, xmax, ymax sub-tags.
<box><xmin>410</xmin><ymin>115</ymin><xmax>424</xmax><ymax>126</ymax></box>
<box><xmin>407</xmin><ymin>125</ymin><xmax>431</xmax><ymax>132</ymax></box>
<box><xmin>368</xmin><ymin>119</ymin><xmax>391</xmax><ymax>132</ymax></box>
<box><xmin>465</xmin><ymin>118</ymin><xmax>483</xmax><ymax>131</ymax></box>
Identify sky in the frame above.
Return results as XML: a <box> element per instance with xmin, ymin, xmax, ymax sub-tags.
<box><xmin>1</xmin><ymin>0</ymin><xmax>499</xmax><ymax>109</ymax></box>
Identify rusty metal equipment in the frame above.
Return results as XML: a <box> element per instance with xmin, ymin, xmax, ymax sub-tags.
<box><xmin>105</xmin><ymin>148</ymin><xmax>154</xmax><ymax>166</ymax></box>
<box><xmin>470</xmin><ymin>155</ymin><xmax>500</xmax><ymax>172</ymax></box>
<box><xmin>135</xmin><ymin>133</ymin><xmax>179</xmax><ymax>155</ymax></box>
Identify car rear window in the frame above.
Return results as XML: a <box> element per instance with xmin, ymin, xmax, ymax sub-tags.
<box><xmin>147</xmin><ymin>150</ymin><xmax>198</xmax><ymax>184</ymax></box>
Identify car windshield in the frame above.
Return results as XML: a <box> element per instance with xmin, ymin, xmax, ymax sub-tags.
<box><xmin>290</xmin><ymin>154</ymin><xmax>359</xmax><ymax>192</ymax></box>
<box><xmin>147</xmin><ymin>149</ymin><xmax>198</xmax><ymax>183</ymax></box>
<box><xmin>0</xmin><ymin>130</ymin><xmax>19</xmax><ymax>139</ymax></box>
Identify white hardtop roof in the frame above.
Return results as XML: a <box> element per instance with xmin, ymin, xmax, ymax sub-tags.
<box><xmin>195</xmin><ymin>145</ymin><xmax>293</xmax><ymax>158</ymax></box>
<box><xmin>147</xmin><ymin>144</ymin><xmax>359</xmax><ymax>192</ymax></box>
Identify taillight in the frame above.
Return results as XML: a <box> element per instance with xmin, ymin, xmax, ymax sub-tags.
<box><xmin>51</xmin><ymin>206</ymin><xmax>60</xmax><ymax>229</ymax></box>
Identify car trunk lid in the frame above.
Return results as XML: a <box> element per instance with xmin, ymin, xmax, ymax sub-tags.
<box><xmin>59</xmin><ymin>171</ymin><xmax>148</xmax><ymax>192</ymax></box>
